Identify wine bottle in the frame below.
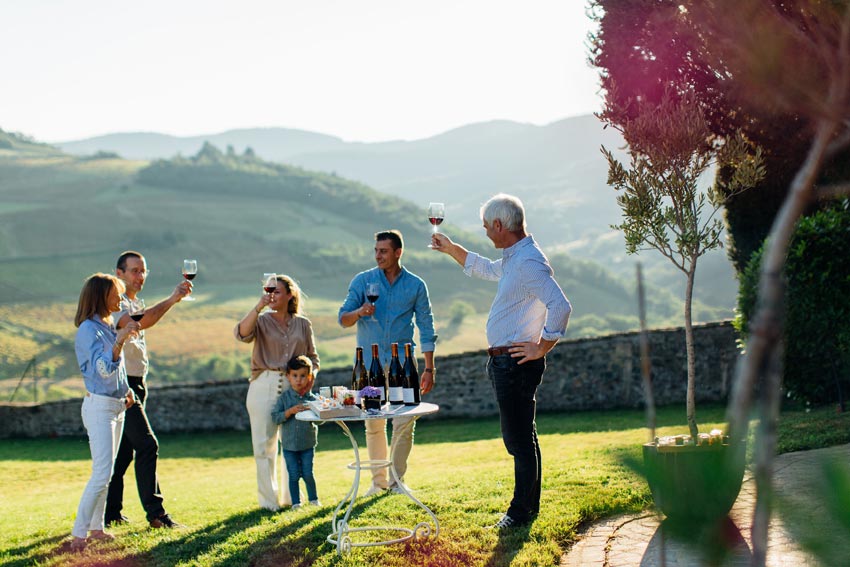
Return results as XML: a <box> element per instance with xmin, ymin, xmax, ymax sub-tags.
<box><xmin>351</xmin><ymin>346</ymin><xmax>367</xmax><ymax>405</ymax></box>
<box><xmin>387</xmin><ymin>343</ymin><xmax>404</xmax><ymax>405</ymax></box>
<box><xmin>368</xmin><ymin>343</ymin><xmax>387</xmax><ymax>403</ymax></box>
<box><xmin>402</xmin><ymin>342</ymin><xmax>420</xmax><ymax>406</ymax></box>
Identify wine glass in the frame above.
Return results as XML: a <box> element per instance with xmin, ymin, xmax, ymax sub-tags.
<box><xmin>366</xmin><ymin>282</ymin><xmax>380</xmax><ymax>322</ymax></box>
<box><xmin>182</xmin><ymin>259</ymin><xmax>198</xmax><ymax>301</ymax></box>
<box><xmin>128</xmin><ymin>298</ymin><xmax>145</xmax><ymax>347</ymax></box>
<box><xmin>263</xmin><ymin>273</ymin><xmax>277</xmax><ymax>296</ymax></box>
<box><xmin>428</xmin><ymin>202</ymin><xmax>445</xmax><ymax>247</ymax></box>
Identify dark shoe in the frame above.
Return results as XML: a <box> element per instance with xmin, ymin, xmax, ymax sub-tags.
<box><xmin>69</xmin><ymin>537</ymin><xmax>87</xmax><ymax>552</ymax></box>
<box><xmin>149</xmin><ymin>513</ymin><xmax>182</xmax><ymax>529</ymax></box>
<box><xmin>105</xmin><ymin>514</ymin><xmax>130</xmax><ymax>526</ymax></box>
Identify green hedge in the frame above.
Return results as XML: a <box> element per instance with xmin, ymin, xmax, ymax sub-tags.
<box><xmin>735</xmin><ymin>200</ymin><xmax>850</xmax><ymax>407</ymax></box>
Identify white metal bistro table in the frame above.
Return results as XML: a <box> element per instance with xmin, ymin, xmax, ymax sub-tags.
<box><xmin>296</xmin><ymin>402</ymin><xmax>440</xmax><ymax>555</ymax></box>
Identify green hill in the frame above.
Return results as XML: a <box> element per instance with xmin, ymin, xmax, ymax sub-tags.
<box><xmin>57</xmin><ymin>116</ymin><xmax>740</xmax><ymax>312</ymax></box>
<box><xmin>0</xmin><ymin>137</ymin><xmax>695</xmax><ymax>400</ymax></box>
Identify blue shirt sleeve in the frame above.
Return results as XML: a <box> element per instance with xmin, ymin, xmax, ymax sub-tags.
<box><xmin>338</xmin><ymin>273</ymin><xmax>366</xmax><ymax>325</ymax></box>
<box><xmin>76</xmin><ymin>322</ymin><xmax>120</xmax><ymax>380</ymax></box>
<box><xmin>270</xmin><ymin>390</ymin><xmax>289</xmax><ymax>424</ymax></box>
<box><xmin>413</xmin><ymin>279</ymin><xmax>437</xmax><ymax>353</ymax></box>
<box><xmin>522</xmin><ymin>257</ymin><xmax>572</xmax><ymax>341</ymax></box>
<box><xmin>75</xmin><ymin>319</ymin><xmax>125</xmax><ymax>396</ymax></box>
<box><xmin>464</xmin><ymin>251</ymin><xmax>503</xmax><ymax>281</ymax></box>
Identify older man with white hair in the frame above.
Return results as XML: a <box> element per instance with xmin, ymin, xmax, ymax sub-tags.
<box><xmin>431</xmin><ymin>193</ymin><xmax>571</xmax><ymax>529</ymax></box>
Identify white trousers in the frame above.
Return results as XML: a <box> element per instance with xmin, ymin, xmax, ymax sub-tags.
<box><xmin>365</xmin><ymin>416</ymin><xmax>415</xmax><ymax>489</ymax></box>
<box><xmin>246</xmin><ymin>371</ymin><xmax>291</xmax><ymax>510</ymax></box>
<box><xmin>72</xmin><ymin>393</ymin><xmax>126</xmax><ymax>538</ymax></box>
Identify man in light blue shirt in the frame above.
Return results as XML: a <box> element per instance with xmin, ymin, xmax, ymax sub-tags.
<box><xmin>339</xmin><ymin>230</ymin><xmax>437</xmax><ymax>495</ymax></box>
<box><xmin>431</xmin><ymin>193</ymin><xmax>571</xmax><ymax>529</ymax></box>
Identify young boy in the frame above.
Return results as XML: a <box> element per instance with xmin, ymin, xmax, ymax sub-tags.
<box><xmin>271</xmin><ymin>355</ymin><xmax>321</xmax><ymax>508</ymax></box>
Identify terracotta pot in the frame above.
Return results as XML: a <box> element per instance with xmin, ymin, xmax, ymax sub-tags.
<box><xmin>642</xmin><ymin>441</ymin><xmax>746</xmax><ymax>523</ymax></box>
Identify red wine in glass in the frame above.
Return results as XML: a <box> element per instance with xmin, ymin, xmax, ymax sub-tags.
<box><xmin>182</xmin><ymin>259</ymin><xmax>197</xmax><ymax>301</ymax></box>
<box><xmin>263</xmin><ymin>273</ymin><xmax>277</xmax><ymax>294</ymax></box>
<box><xmin>366</xmin><ymin>283</ymin><xmax>380</xmax><ymax>322</ymax></box>
<box><xmin>428</xmin><ymin>202</ymin><xmax>445</xmax><ymax>247</ymax></box>
<box><xmin>128</xmin><ymin>299</ymin><xmax>145</xmax><ymax>345</ymax></box>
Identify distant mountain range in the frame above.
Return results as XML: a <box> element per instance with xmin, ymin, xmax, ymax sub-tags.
<box><xmin>57</xmin><ymin>115</ymin><xmax>739</xmax><ymax>312</ymax></box>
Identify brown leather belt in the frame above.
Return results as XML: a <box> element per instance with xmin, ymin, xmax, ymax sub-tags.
<box><xmin>487</xmin><ymin>345</ymin><xmax>512</xmax><ymax>357</ymax></box>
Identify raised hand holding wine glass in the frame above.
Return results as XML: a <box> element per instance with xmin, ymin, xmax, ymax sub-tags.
<box><xmin>366</xmin><ymin>282</ymin><xmax>380</xmax><ymax>322</ymax></box>
<box><xmin>255</xmin><ymin>273</ymin><xmax>277</xmax><ymax>314</ymax></box>
<box><xmin>428</xmin><ymin>202</ymin><xmax>445</xmax><ymax>247</ymax></box>
<box><xmin>182</xmin><ymin>259</ymin><xmax>198</xmax><ymax>301</ymax></box>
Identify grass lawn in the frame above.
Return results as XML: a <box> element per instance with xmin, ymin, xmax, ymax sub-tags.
<box><xmin>1</xmin><ymin>404</ymin><xmax>847</xmax><ymax>567</ymax></box>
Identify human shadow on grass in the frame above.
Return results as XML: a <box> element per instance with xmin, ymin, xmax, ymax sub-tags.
<box><xmin>124</xmin><ymin>496</ymin><xmax>390</xmax><ymax>566</ymax></box>
<box><xmin>1</xmin><ymin>533</ymin><xmax>68</xmax><ymax>567</ymax></box>
<box><xmin>481</xmin><ymin>522</ymin><xmax>533</xmax><ymax>567</ymax></box>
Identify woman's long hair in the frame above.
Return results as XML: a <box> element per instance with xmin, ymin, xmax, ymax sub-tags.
<box><xmin>74</xmin><ymin>273</ymin><xmax>125</xmax><ymax>327</ymax></box>
<box><xmin>276</xmin><ymin>275</ymin><xmax>304</xmax><ymax>315</ymax></box>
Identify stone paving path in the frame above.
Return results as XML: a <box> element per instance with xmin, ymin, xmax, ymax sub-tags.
<box><xmin>561</xmin><ymin>444</ymin><xmax>850</xmax><ymax>567</ymax></box>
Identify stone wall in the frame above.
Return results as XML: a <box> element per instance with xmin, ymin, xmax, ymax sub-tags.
<box><xmin>0</xmin><ymin>321</ymin><xmax>739</xmax><ymax>438</ymax></box>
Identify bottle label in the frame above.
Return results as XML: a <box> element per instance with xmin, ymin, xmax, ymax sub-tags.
<box><xmin>389</xmin><ymin>386</ymin><xmax>404</xmax><ymax>404</ymax></box>
<box><xmin>403</xmin><ymin>388</ymin><xmax>415</xmax><ymax>403</ymax></box>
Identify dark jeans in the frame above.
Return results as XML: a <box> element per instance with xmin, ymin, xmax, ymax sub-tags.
<box><xmin>487</xmin><ymin>354</ymin><xmax>544</xmax><ymax>523</ymax></box>
<box><xmin>105</xmin><ymin>376</ymin><xmax>166</xmax><ymax>521</ymax></box>
<box><xmin>283</xmin><ymin>448</ymin><xmax>318</xmax><ymax>505</ymax></box>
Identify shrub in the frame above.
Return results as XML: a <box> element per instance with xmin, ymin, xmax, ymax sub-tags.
<box><xmin>735</xmin><ymin>200</ymin><xmax>850</xmax><ymax>407</ymax></box>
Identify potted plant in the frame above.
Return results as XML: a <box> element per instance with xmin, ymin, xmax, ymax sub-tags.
<box><xmin>599</xmin><ymin>91</ymin><xmax>764</xmax><ymax>523</ymax></box>
<box><xmin>359</xmin><ymin>386</ymin><xmax>383</xmax><ymax>412</ymax></box>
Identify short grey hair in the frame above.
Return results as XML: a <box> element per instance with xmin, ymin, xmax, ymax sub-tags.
<box><xmin>480</xmin><ymin>193</ymin><xmax>526</xmax><ymax>232</ymax></box>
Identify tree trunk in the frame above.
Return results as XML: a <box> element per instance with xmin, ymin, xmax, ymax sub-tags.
<box><xmin>725</xmin><ymin>120</ymin><xmax>839</xmax><ymax>567</ymax></box>
<box><xmin>752</xmin><ymin>341</ymin><xmax>783</xmax><ymax>566</ymax></box>
<box><xmin>725</xmin><ymin>120</ymin><xmax>836</xmax><ymax>448</ymax></box>
<box><xmin>685</xmin><ymin>264</ymin><xmax>699</xmax><ymax>440</ymax></box>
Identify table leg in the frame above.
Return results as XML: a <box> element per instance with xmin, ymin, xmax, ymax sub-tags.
<box><xmin>387</xmin><ymin>417</ymin><xmax>439</xmax><ymax>542</ymax></box>
<box><xmin>330</xmin><ymin>421</ymin><xmax>359</xmax><ymax>554</ymax></box>
<box><xmin>327</xmin><ymin>417</ymin><xmax>440</xmax><ymax>554</ymax></box>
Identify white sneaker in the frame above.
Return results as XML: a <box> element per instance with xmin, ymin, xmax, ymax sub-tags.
<box><xmin>491</xmin><ymin>514</ymin><xmax>516</xmax><ymax>529</ymax></box>
<box><xmin>291</xmin><ymin>503</ymin><xmax>302</xmax><ymax>510</ymax></box>
<box><xmin>364</xmin><ymin>485</ymin><xmax>387</xmax><ymax>497</ymax></box>
<box><xmin>389</xmin><ymin>481</ymin><xmax>412</xmax><ymax>494</ymax></box>
<box><xmin>308</xmin><ymin>499</ymin><xmax>321</xmax><ymax>506</ymax></box>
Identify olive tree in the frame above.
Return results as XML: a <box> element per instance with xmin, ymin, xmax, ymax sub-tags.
<box><xmin>601</xmin><ymin>92</ymin><xmax>765</xmax><ymax>440</ymax></box>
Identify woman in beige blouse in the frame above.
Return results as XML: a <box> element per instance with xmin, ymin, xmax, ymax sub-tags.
<box><xmin>235</xmin><ymin>275</ymin><xmax>320</xmax><ymax>511</ymax></box>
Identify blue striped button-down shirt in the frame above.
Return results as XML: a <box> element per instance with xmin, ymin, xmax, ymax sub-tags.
<box><xmin>464</xmin><ymin>235</ymin><xmax>571</xmax><ymax>347</ymax></box>
<box><xmin>338</xmin><ymin>266</ymin><xmax>437</xmax><ymax>367</ymax></box>
<box><xmin>75</xmin><ymin>317</ymin><xmax>130</xmax><ymax>398</ymax></box>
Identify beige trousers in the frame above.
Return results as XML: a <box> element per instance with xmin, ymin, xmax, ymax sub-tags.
<box><xmin>246</xmin><ymin>370</ymin><xmax>291</xmax><ymax>509</ymax></box>
<box><xmin>365</xmin><ymin>416</ymin><xmax>416</xmax><ymax>489</ymax></box>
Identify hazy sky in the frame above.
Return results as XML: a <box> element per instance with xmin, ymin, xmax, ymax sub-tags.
<box><xmin>1</xmin><ymin>1</ymin><xmax>601</xmax><ymax>143</ymax></box>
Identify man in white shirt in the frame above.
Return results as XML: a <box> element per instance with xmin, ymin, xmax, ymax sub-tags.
<box><xmin>105</xmin><ymin>250</ymin><xmax>191</xmax><ymax>529</ymax></box>
<box><xmin>431</xmin><ymin>194</ymin><xmax>571</xmax><ymax>529</ymax></box>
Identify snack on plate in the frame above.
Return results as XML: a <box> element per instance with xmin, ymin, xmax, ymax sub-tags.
<box><xmin>306</xmin><ymin>398</ymin><xmax>362</xmax><ymax>419</ymax></box>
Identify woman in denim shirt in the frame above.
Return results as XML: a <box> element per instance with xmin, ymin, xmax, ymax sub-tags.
<box><xmin>70</xmin><ymin>273</ymin><xmax>140</xmax><ymax>551</ymax></box>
